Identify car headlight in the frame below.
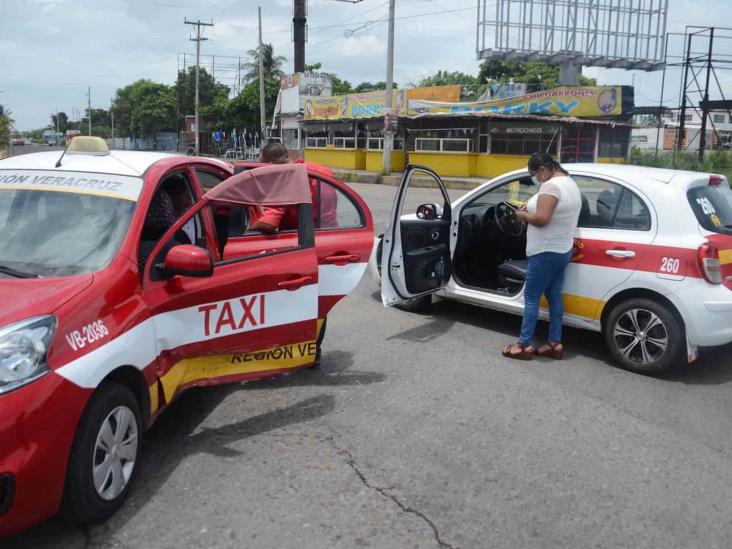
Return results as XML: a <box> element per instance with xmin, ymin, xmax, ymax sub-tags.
<box><xmin>0</xmin><ymin>315</ymin><xmax>56</xmax><ymax>395</ymax></box>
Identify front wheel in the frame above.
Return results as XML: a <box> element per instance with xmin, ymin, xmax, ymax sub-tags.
<box><xmin>603</xmin><ymin>298</ymin><xmax>684</xmax><ymax>375</ymax></box>
<box><xmin>62</xmin><ymin>383</ymin><xmax>142</xmax><ymax>524</ymax></box>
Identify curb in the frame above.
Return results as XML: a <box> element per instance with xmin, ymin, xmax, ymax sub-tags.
<box><xmin>331</xmin><ymin>169</ymin><xmax>483</xmax><ymax>190</ymax></box>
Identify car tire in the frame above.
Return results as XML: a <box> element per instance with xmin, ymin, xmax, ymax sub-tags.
<box><xmin>604</xmin><ymin>298</ymin><xmax>684</xmax><ymax>375</ymax></box>
<box><xmin>62</xmin><ymin>382</ymin><xmax>142</xmax><ymax>525</ymax></box>
<box><xmin>375</xmin><ymin>239</ymin><xmax>433</xmax><ymax>313</ymax></box>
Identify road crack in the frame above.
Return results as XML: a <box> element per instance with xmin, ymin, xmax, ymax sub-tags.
<box><xmin>325</xmin><ymin>436</ymin><xmax>459</xmax><ymax>549</ymax></box>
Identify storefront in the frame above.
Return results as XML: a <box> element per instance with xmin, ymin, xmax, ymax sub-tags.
<box><xmin>300</xmin><ymin>85</ymin><xmax>633</xmax><ymax>177</ymax></box>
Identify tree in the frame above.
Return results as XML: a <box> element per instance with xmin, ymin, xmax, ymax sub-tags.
<box><xmin>352</xmin><ymin>81</ymin><xmax>398</xmax><ymax>93</ymax></box>
<box><xmin>129</xmin><ymin>81</ymin><xmax>177</xmax><ymax>137</ymax></box>
<box><xmin>242</xmin><ymin>44</ymin><xmax>286</xmax><ymax>83</ymax></box>
<box><xmin>51</xmin><ymin>111</ymin><xmax>69</xmax><ymax>133</ymax></box>
<box><xmin>0</xmin><ymin>108</ymin><xmax>14</xmax><ymax>153</ymax></box>
<box><xmin>175</xmin><ymin>67</ymin><xmax>230</xmax><ymax>125</ymax></box>
<box><xmin>478</xmin><ymin>60</ymin><xmax>596</xmax><ymax>92</ymax></box>
<box><xmin>113</xmin><ymin>80</ymin><xmax>176</xmax><ymax>137</ymax></box>
<box><xmin>418</xmin><ymin>70</ymin><xmax>486</xmax><ymax>100</ymax></box>
<box><xmin>227</xmin><ymin>78</ymin><xmax>280</xmax><ymax>131</ymax></box>
<box><xmin>304</xmin><ymin>62</ymin><xmax>322</xmax><ymax>72</ymax></box>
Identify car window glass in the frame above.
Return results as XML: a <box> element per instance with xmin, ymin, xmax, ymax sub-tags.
<box><xmin>139</xmin><ymin>173</ymin><xmax>202</xmax><ymax>270</ymax></box>
<box><xmin>573</xmin><ymin>175</ymin><xmax>650</xmax><ymax>231</ymax></box>
<box><xmin>687</xmin><ymin>184</ymin><xmax>732</xmax><ymax>236</ymax></box>
<box><xmin>316</xmin><ymin>181</ymin><xmax>363</xmax><ymax>229</ymax></box>
<box><xmin>468</xmin><ymin>176</ymin><xmax>538</xmax><ymax>208</ymax></box>
<box><xmin>398</xmin><ymin>173</ymin><xmax>449</xmax><ymax>218</ymax></box>
<box><xmin>0</xmin><ymin>188</ymin><xmax>135</xmax><ymax>276</ymax></box>
<box><xmin>196</xmin><ymin>169</ymin><xmax>225</xmax><ymax>189</ymax></box>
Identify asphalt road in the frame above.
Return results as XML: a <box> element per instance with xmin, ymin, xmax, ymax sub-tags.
<box><xmin>9</xmin><ymin>143</ymin><xmax>64</xmax><ymax>156</ymax></box>
<box><xmin>6</xmin><ymin>183</ymin><xmax>732</xmax><ymax>548</ymax></box>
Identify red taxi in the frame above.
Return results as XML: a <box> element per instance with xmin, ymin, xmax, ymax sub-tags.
<box><xmin>0</xmin><ymin>138</ymin><xmax>373</xmax><ymax>536</ymax></box>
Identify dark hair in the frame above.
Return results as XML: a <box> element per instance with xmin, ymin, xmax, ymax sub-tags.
<box><xmin>527</xmin><ymin>152</ymin><xmax>568</xmax><ymax>175</ymax></box>
<box><xmin>261</xmin><ymin>141</ymin><xmax>289</xmax><ymax>164</ymax></box>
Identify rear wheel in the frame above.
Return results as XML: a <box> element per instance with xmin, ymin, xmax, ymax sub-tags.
<box><xmin>62</xmin><ymin>383</ymin><xmax>142</xmax><ymax>524</ymax></box>
<box><xmin>375</xmin><ymin>238</ymin><xmax>432</xmax><ymax>313</ymax></box>
<box><xmin>604</xmin><ymin>298</ymin><xmax>684</xmax><ymax>375</ymax></box>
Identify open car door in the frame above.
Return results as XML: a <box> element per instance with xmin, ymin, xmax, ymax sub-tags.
<box><xmin>381</xmin><ymin>165</ymin><xmax>452</xmax><ymax>306</ymax></box>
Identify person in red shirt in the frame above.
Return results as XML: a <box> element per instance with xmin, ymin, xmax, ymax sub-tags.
<box><xmin>250</xmin><ymin>142</ymin><xmax>338</xmax><ymax>233</ymax></box>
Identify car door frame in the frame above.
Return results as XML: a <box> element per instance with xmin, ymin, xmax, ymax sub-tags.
<box><xmin>139</xmin><ymin>181</ymin><xmax>320</xmax><ymax>403</ymax></box>
<box><xmin>381</xmin><ymin>164</ymin><xmax>452</xmax><ymax>306</ymax></box>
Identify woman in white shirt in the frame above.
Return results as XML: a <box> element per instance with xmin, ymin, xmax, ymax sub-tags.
<box><xmin>502</xmin><ymin>153</ymin><xmax>582</xmax><ymax>361</ymax></box>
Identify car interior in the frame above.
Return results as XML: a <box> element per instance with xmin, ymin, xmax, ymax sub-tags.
<box><xmin>138</xmin><ymin>172</ymin><xmax>200</xmax><ymax>271</ymax></box>
<box><xmin>452</xmin><ymin>175</ymin><xmax>538</xmax><ymax>295</ymax></box>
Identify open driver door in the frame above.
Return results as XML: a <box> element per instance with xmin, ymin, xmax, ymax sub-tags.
<box><xmin>381</xmin><ymin>165</ymin><xmax>453</xmax><ymax>306</ymax></box>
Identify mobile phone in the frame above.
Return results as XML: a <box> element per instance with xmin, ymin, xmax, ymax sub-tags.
<box><xmin>503</xmin><ymin>201</ymin><xmax>518</xmax><ymax>212</ymax></box>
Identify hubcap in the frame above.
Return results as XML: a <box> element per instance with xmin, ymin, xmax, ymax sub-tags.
<box><xmin>93</xmin><ymin>406</ymin><xmax>138</xmax><ymax>501</ymax></box>
<box><xmin>613</xmin><ymin>308</ymin><xmax>668</xmax><ymax>364</ymax></box>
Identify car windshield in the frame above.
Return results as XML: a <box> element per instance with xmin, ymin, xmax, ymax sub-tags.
<box><xmin>687</xmin><ymin>183</ymin><xmax>732</xmax><ymax>236</ymax></box>
<box><xmin>0</xmin><ymin>170</ymin><xmax>141</xmax><ymax>277</ymax></box>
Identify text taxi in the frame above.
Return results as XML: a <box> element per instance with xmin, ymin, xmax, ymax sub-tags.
<box><xmin>375</xmin><ymin>163</ymin><xmax>732</xmax><ymax>375</ymax></box>
<box><xmin>0</xmin><ymin>138</ymin><xmax>373</xmax><ymax>536</ymax></box>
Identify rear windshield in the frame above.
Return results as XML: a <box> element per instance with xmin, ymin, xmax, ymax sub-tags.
<box><xmin>687</xmin><ymin>183</ymin><xmax>732</xmax><ymax>236</ymax></box>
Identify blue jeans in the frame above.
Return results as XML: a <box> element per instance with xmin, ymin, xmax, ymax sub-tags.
<box><xmin>519</xmin><ymin>250</ymin><xmax>572</xmax><ymax>345</ymax></box>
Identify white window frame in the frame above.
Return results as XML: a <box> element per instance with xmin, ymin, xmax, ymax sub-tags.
<box><xmin>415</xmin><ymin>137</ymin><xmax>473</xmax><ymax>153</ymax></box>
<box><xmin>306</xmin><ymin>137</ymin><xmax>327</xmax><ymax>148</ymax></box>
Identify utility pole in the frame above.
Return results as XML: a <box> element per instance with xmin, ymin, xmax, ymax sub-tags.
<box><xmin>110</xmin><ymin>98</ymin><xmax>115</xmax><ymax>143</ymax></box>
<box><xmin>698</xmin><ymin>27</ymin><xmax>715</xmax><ymax>161</ymax></box>
<box><xmin>293</xmin><ymin>0</ymin><xmax>307</xmax><ymax>73</ymax></box>
<box><xmin>258</xmin><ymin>7</ymin><xmax>267</xmax><ymax>142</ymax></box>
<box><xmin>87</xmin><ymin>87</ymin><xmax>92</xmax><ymax>136</ymax></box>
<box><xmin>382</xmin><ymin>0</ymin><xmax>396</xmax><ymax>174</ymax></box>
<box><xmin>185</xmin><ymin>17</ymin><xmax>214</xmax><ymax>156</ymax></box>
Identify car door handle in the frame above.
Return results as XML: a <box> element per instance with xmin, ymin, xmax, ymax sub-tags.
<box><xmin>278</xmin><ymin>276</ymin><xmax>314</xmax><ymax>291</ymax></box>
<box><xmin>324</xmin><ymin>253</ymin><xmax>360</xmax><ymax>265</ymax></box>
<box><xmin>605</xmin><ymin>249</ymin><xmax>636</xmax><ymax>259</ymax></box>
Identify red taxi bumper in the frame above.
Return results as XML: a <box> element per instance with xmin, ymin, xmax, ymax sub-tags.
<box><xmin>0</xmin><ymin>373</ymin><xmax>89</xmax><ymax>538</ymax></box>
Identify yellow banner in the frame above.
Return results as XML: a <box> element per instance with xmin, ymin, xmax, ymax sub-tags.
<box><xmin>303</xmin><ymin>85</ymin><xmax>461</xmax><ymax>120</ymax></box>
<box><xmin>408</xmin><ymin>86</ymin><xmax>623</xmax><ymax>118</ymax></box>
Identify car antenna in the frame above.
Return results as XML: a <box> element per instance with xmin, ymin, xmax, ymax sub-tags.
<box><xmin>54</xmin><ymin>139</ymin><xmax>72</xmax><ymax>168</ymax></box>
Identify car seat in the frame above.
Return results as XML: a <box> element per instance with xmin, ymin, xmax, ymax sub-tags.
<box><xmin>139</xmin><ymin>190</ymin><xmax>178</xmax><ymax>269</ymax></box>
<box><xmin>596</xmin><ymin>189</ymin><xmax>618</xmax><ymax>226</ymax></box>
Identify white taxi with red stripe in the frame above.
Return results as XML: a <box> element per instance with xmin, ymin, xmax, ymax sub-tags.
<box><xmin>377</xmin><ymin>164</ymin><xmax>732</xmax><ymax>374</ymax></box>
<box><xmin>0</xmin><ymin>138</ymin><xmax>373</xmax><ymax>537</ymax></box>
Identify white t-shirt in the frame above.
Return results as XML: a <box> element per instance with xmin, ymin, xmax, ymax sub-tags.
<box><xmin>525</xmin><ymin>175</ymin><xmax>582</xmax><ymax>257</ymax></box>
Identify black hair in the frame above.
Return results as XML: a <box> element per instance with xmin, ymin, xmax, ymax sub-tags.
<box><xmin>527</xmin><ymin>152</ymin><xmax>568</xmax><ymax>175</ymax></box>
<box><xmin>261</xmin><ymin>141</ymin><xmax>289</xmax><ymax>164</ymax></box>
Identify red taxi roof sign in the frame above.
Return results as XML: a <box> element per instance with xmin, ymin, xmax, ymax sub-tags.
<box><xmin>203</xmin><ymin>163</ymin><xmax>311</xmax><ymax>207</ymax></box>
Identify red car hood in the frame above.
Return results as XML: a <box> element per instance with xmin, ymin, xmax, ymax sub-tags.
<box><xmin>0</xmin><ymin>274</ymin><xmax>94</xmax><ymax>328</ymax></box>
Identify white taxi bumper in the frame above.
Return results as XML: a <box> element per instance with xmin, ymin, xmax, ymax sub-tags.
<box><xmin>670</xmin><ymin>282</ymin><xmax>732</xmax><ymax>347</ymax></box>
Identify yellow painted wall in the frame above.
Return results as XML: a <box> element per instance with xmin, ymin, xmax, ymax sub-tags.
<box><xmin>304</xmin><ymin>147</ymin><xmax>366</xmax><ymax>170</ymax></box>
<box><xmin>474</xmin><ymin>154</ymin><xmax>528</xmax><ymax>179</ymax></box>
<box><xmin>597</xmin><ymin>157</ymin><xmax>626</xmax><ymax>164</ymax></box>
<box><xmin>365</xmin><ymin>150</ymin><xmax>405</xmax><ymax>172</ymax></box>
<box><xmin>408</xmin><ymin>152</ymin><xmax>477</xmax><ymax>177</ymax></box>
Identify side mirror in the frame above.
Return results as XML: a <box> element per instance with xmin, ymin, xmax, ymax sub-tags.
<box><xmin>163</xmin><ymin>244</ymin><xmax>213</xmax><ymax>278</ymax></box>
<box><xmin>416</xmin><ymin>203</ymin><xmax>441</xmax><ymax>220</ymax></box>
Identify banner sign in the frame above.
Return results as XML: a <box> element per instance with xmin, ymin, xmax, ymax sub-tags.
<box><xmin>303</xmin><ymin>85</ymin><xmax>461</xmax><ymax>120</ymax></box>
<box><xmin>408</xmin><ymin>87</ymin><xmax>623</xmax><ymax>118</ymax></box>
<box><xmin>489</xmin><ymin>122</ymin><xmax>561</xmax><ymax>135</ymax></box>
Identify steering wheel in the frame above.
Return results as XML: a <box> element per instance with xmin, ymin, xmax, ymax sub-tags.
<box><xmin>493</xmin><ymin>202</ymin><xmax>526</xmax><ymax>237</ymax></box>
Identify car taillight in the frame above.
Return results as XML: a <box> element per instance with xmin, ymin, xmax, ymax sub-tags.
<box><xmin>709</xmin><ymin>175</ymin><xmax>723</xmax><ymax>186</ymax></box>
<box><xmin>698</xmin><ymin>243</ymin><xmax>722</xmax><ymax>284</ymax></box>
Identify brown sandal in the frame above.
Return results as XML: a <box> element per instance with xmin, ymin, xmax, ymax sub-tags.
<box><xmin>535</xmin><ymin>342</ymin><xmax>564</xmax><ymax>360</ymax></box>
<box><xmin>502</xmin><ymin>343</ymin><xmax>534</xmax><ymax>361</ymax></box>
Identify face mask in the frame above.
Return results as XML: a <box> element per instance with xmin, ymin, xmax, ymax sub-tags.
<box><xmin>531</xmin><ymin>175</ymin><xmax>542</xmax><ymax>186</ymax></box>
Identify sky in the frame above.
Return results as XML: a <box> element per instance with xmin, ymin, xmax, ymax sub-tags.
<box><xmin>2</xmin><ymin>0</ymin><xmax>731</xmax><ymax>130</ymax></box>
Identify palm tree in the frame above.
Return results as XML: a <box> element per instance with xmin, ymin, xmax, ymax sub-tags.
<box><xmin>242</xmin><ymin>44</ymin><xmax>286</xmax><ymax>84</ymax></box>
